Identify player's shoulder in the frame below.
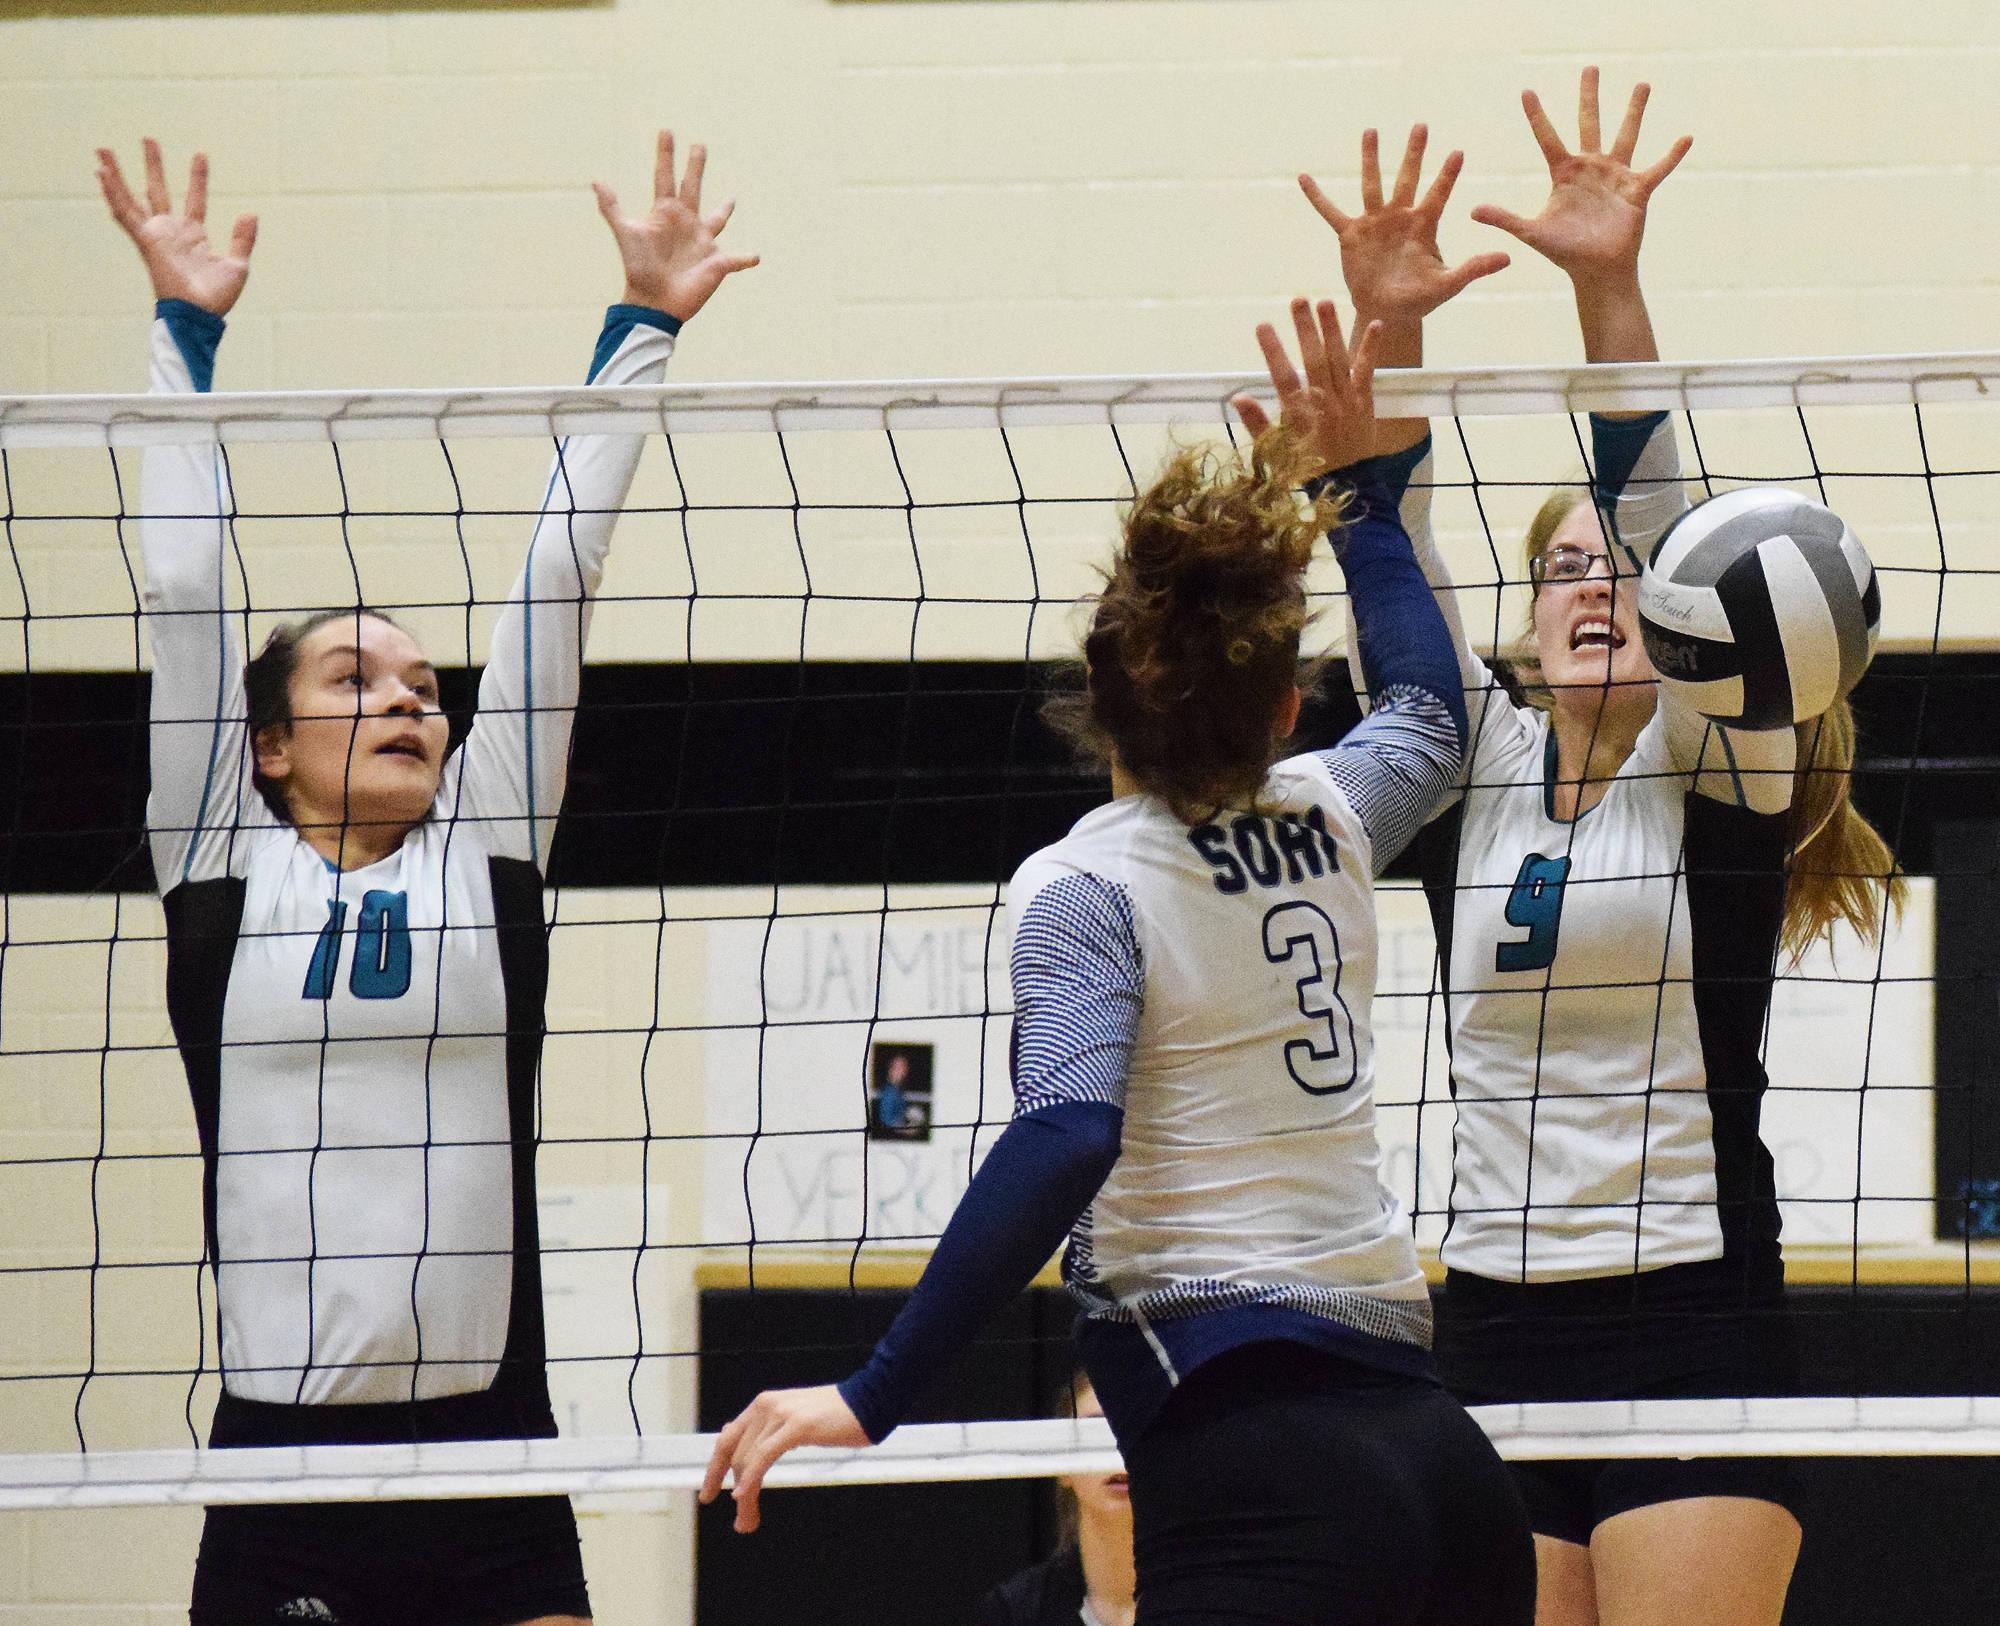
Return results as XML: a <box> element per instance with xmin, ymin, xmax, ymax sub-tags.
<box><xmin>1008</xmin><ymin>797</ymin><xmax>1147</xmax><ymax>908</ymax></box>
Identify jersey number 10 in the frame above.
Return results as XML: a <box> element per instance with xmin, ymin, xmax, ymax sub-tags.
<box><xmin>301</xmin><ymin>891</ymin><xmax>414</xmax><ymax>1000</ymax></box>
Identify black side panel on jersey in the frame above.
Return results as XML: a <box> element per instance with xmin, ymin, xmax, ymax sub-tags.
<box><xmin>162</xmin><ymin>877</ymin><xmax>248</xmax><ymax>1268</ymax></box>
<box><xmin>1682</xmin><ymin>794</ymin><xmax>1790</xmax><ymax>1294</ymax></box>
<box><xmin>488</xmin><ymin>854</ymin><xmax>558</xmax><ymax>1439</ymax></box>
<box><xmin>1413</xmin><ymin>804</ymin><xmax>1467</xmax><ymax>1019</ymax></box>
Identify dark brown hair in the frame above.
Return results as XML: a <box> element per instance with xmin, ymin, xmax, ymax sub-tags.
<box><xmin>243</xmin><ymin>608</ymin><xmax>403</xmax><ymax>823</ymax></box>
<box><xmin>1045</xmin><ymin>428</ymin><xmax>1343</xmax><ymax>825</ymax></box>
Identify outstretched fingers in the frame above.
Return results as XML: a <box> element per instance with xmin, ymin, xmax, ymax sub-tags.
<box><xmin>1389</xmin><ymin>123</ymin><xmax>1428</xmax><ymax>209</ymax></box>
<box><xmin>1438</xmin><ymin>247</ymin><xmax>1512</xmax><ymax>297</ymax></box>
<box><xmin>96</xmin><ymin>149</ymin><xmax>146</xmax><ymax>235</ymax></box>
<box><xmin>1254</xmin><ymin>320</ymin><xmax>1304</xmax><ymax>408</ymax></box>
<box><xmin>184</xmin><ymin>151</ymin><xmax>209</xmax><ymax>225</ymax></box>
<box><xmin>1358</xmin><ymin>127</ymin><xmax>1384</xmax><ymax>213</ymax></box>
<box><xmin>1231</xmin><ymin>394</ymin><xmax>1275</xmax><ymax>438</ymax></box>
<box><xmin>652</xmin><ymin>130</ymin><xmax>676</xmax><ymax>207</ymax></box>
<box><xmin>1608</xmin><ymin>77</ymin><xmax>1649</xmax><ymax>165</ymax></box>
<box><xmin>1297</xmin><ymin>171</ymin><xmax>1350</xmax><ymax>234</ymax></box>
<box><xmin>678</xmin><ymin>142</ymin><xmax>707</xmax><ymax>212</ymax></box>
<box><xmin>1520</xmin><ymin>88</ymin><xmax>1571</xmax><ymax>171</ymax></box>
<box><xmin>142</xmin><ymin>137</ymin><xmax>171</xmax><ymax>217</ymax></box>
<box><xmin>1636</xmin><ymin>133</ymin><xmax>1694</xmax><ymax>198</ymax></box>
<box><xmin>1416</xmin><ymin>146</ymin><xmax>1465</xmax><ymax>225</ymax></box>
<box><xmin>1577</xmin><ymin>63</ymin><xmax>1604</xmax><ymax>155</ymax></box>
<box><xmin>228</xmin><ymin>212</ymin><xmax>259</xmax><ymax>262</ymax></box>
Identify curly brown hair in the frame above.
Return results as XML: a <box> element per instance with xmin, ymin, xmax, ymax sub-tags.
<box><xmin>1045</xmin><ymin>427</ymin><xmax>1344</xmax><ymax>825</ymax></box>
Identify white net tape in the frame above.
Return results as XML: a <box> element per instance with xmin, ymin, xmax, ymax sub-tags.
<box><xmin>6</xmin><ymin>351</ymin><xmax>2000</xmax><ymax>448</ymax></box>
<box><xmin>6</xmin><ymin>1400</ymin><xmax>2000</xmax><ymax>1511</ymax></box>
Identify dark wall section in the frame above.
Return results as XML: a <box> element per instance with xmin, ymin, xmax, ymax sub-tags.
<box><xmin>5</xmin><ymin>651</ymin><xmax>1996</xmax><ymax>893</ymax></box>
<box><xmin>696</xmin><ymin>1285</ymin><xmax>1077</xmax><ymax>1626</ymax></box>
<box><xmin>697</xmin><ymin>1285</ymin><xmax>2000</xmax><ymax>1626</ymax></box>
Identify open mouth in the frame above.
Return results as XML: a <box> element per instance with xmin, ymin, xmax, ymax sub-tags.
<box><xmin>376</xmin><ymin>737</ymin><xmax>427</xmax><ymax>760</ymax></box>
<box><xmin>1570</xmin><ymin>619</ymin><xmax>1626</xmax><ymax>652</ymax></box>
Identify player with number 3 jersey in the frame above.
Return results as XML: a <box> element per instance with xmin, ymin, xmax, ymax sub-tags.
<box><xmin>705</xmin><ymin>299</ymin><xmax>1535</xmax><ymax>1626</ymax></box>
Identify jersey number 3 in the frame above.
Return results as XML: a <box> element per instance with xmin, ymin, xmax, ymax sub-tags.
<box><xmin>1495</xmin><ymin>853</ymin><xmax>1571</xmax><ymax>973</ymax></box>
<box><xmin>302</xmin><ymin>890</ymin><xmax>413</xmax><ymax>1000</ymax></box>
<box><xmin>1262</xmin><ymin>901</ymin><xmax>1358</xmax><ymax>1095</ymax></box>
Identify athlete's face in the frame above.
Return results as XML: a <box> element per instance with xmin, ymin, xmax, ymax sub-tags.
<box><xmin>256</xmin><ymin>615</ymin><xmax>449</xmax><ymax>848</ymax></box>
<box><xmin>1531</xmin><ymin>504</ymin><xmax>1656</xmax><ymax>706</ymax></box>
<box><xmin>1060</xmin><ymin>1382</ymin><xmax>1131</xmax><ymax>1523</ymax></box>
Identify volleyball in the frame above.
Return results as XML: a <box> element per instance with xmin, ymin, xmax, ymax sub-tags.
<box><xmin>1636</xmin><ymin>486</ymin><xmax>1881</xmax><ymax>729</ymax></box>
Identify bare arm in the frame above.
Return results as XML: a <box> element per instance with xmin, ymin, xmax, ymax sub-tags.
<box><xmin>451</xmin><ymin>130</ymin><xmax>759</xmax><ymax>866</ymax></box>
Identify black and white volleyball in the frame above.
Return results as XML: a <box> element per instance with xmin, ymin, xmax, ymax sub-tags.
<box><xmin>1636</xmin><ymin>487</ymin><xmax>1880</xmax><ymax>729</ymax></box>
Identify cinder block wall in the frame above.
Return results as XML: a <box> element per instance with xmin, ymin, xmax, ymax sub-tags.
<box><xmin>3</xmin><ymin>3</ymin><xmax>1995</xmax><ymax>1623</ymax></box>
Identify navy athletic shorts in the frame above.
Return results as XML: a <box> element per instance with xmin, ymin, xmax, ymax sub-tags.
<box><xmin>189</xmin><ymin>1493</ymin><xmax>591</xmax><ymax>1626</ymax></box>
<box><xmin>1438</xmin><ymin>1259</ymin><xmax>1802</xmax><ymax>1547</ymax></box>
<box><xmin>1122</xmin><ymin>1341</ymin><xmax>1535</xmax><ymax>1625</ymax></box>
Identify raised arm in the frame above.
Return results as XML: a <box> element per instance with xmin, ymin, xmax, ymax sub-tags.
<box><xmin>99</xmin><ymin>141</ymin><xmax>268</xmax><ymax>888</ymax></box>
<box><xmin>1298</xmin><ymin>128</ymin><xmax>1506</xmax><ymax>715</ymax></box>
<box><xmin>450</xmin><ymin>131</ymin><xmax>759</xmax><ymax>866</ymax></box>
<box><xmin>1234</xmin><ymin>300</ymin><xmax>1468</xmax><ymax>871</ymax></box>
<box><xmin>1476</xmin><ymin>71</ymin><xmax>1794</xmax><ymax>811</ymax></box>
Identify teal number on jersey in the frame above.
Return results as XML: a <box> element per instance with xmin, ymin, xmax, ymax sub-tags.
<box><xmin>301</xmin><ymin>891</ymin><xmax>412</xmax><ymax>1000</ymax></box>
<box><xmin>351</xmin><ymin>890</ymin><xmax>413</xmax><ymax>999</ymax></box>
<box><xmin>1261</xmin><ymin>900</ymin><xmax>1358</xmax><ymax>1095</ymax></box>
<box><xmin>301</xmin><ymin>898</ymin><xmax>349</xmax><ymax>1000</ymax></box>
<box><xmin>1495</xmin><ymin>853</ymin><xmax>1571</xmax><ymax>973</ymax></box>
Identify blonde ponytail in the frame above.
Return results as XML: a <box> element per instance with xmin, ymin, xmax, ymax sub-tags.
<box><xmin>1782</xmin><ymin>697</ymin><xmax>1905</xmax><ymax>959</ymax></box>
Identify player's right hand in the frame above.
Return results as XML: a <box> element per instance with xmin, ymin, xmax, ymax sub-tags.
<box><xmin>97</xmin><ymin>141</ymin><xmax>256</xmax><ymax>318</ymax></box>
<box><xmin>700</xmin><ymin>1383</ymin><xmax>870</xmax><ymax>1534</ymax></box>
<box><xmin>1232</xmin><ymin>297</ymin><xmax>1382</xmax><ymax>478</ymax></box>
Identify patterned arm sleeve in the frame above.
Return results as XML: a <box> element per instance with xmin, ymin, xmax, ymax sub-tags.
<box><xmin>1599</xmin><ymin>412</ymin><xmax>1800</xmax><ymax>813</ymax></box>
<box><xmin>141</xmin><ymin>301</ymin><xmax>267</xmax><ymax>890</ymax></box>
<box><xmin>1009</xmin><ymin>872</ymin><xmax>1145</xmax><ymax>1113</ymax></box>
<box><xmin>832</xmin><ymin>868</ymin><xmax>1139</xmax><ymax>1442</ymax></box>
<box><xmin>448</xmin><ymin>305</ymin><xmax>679</xmax><ymax>866</ymax></box>
<box><xmin>1313</xmin><ymin>686</ymin><xmax>1465</xmax><ymax>876</ymax></box>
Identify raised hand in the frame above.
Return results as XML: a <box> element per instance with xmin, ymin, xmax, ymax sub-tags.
<box><xmin>97</xmin><ymin>141</ymin><xmax>257</xmax><ymax>318</ymax></box>
<box><xmin>594</xmin><ymin>130</ymin><xmax>759</xmax><ymax>323</ymax></box>
<box><xmin>1300</xmin><ymin>125</ymin><xmax>1509</xmax><ymax>352</ymax></box>
<box><xmin>1230</xmin><ymin>297</ymin><xmax>1382</xmax><ymax>476</ymax></box>
<box><xmin>1470</xmin><ymin>66</ymin><xmax>1690</xmax><ymax>293</ymax></box>
<box><xmin>700</xmin><ymin>1384</ymin><xmax>869</xmax><ymax>1534</ymax></box>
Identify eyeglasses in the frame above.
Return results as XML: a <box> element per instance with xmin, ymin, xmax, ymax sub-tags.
<box><xmin>1530</xmin><ymin>544</ymin><xmax>1631</xmax><ymax>586</ymax></box>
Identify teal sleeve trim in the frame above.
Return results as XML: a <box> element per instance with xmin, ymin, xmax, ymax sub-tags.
<box><xmin>1589</xmin><ymin>410</ymin><xmax>1669</xmax><ymax>504</ymax></box>
<box><xmin>156</xmin><ymin>299</ymin><xmax>224</xmax><ymax>393</ymax></box>
<box><xmin>588</xmin><ymin>304</ymin><xmax>682</xmax><ymax>382</ymax></box>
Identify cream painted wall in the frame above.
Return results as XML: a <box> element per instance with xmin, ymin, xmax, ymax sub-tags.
<box><xmin>3</xmin><ymin>3</ymin><xmax>1997</xmax><ymax>1623</ymax></box>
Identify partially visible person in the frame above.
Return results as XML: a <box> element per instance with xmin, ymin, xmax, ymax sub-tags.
<box><xmin>102</xmin><ymin>130</ymin><xmax>754</xmax><ymax>1626</ymax></box>
<box><xmin>974</xmin><ymin>1374</ymin><xmax>1134</xmax><ymax>1626</ymax></box>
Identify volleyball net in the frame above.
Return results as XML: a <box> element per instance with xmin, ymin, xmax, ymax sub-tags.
<box><xmin>2</xmin><ymin>354</ymin><xmax>1998</xmax><ymax>1510</ymax></box>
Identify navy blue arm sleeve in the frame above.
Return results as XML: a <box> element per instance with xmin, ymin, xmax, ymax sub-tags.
<box><xmin>1313</xmin><ymin>459</ymin><xmax>1469</xmax><ymax>748</ymax></box>
<box><xmin>836</xmin><ymin>1100</ymin><xmax>1123</xmax><ymax>1443</ymax></box>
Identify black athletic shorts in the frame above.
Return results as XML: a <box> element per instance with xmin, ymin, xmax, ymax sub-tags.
<box><xmin>189</xmin><ymin>1494</ymin><xmax>591</xmax><ymax>1626</ymax></box>
<box><xmin>1121</xmin><ymin>1341</ymin><xmax>1535</xmax><ymax>1626</ymax></box>
<box><xmin>1438</xmin><ymin>1259</ymin><xmax>1801</xmax><ymax>1547</ymax></box>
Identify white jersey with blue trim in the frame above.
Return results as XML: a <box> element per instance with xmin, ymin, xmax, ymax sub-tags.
<box><xmin>143</xmin><ymin>306</ymin><xmax>673</xmax><ymax>1412</ymax></box>
<box><xmin>1384</xmin><ymin>420</ymin><xmax>1800</xmax><ymax>1284</ymax></box>
<box><xmin>1007</xmin><ymin>742</ymin><xmax>1442</xmax><ymax>1355</ymax></box>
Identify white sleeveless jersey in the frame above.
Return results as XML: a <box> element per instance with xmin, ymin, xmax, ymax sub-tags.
<box><xmin>1009</xmin><ymin>752</ymin><xmax>1433</xmax><ymax>1348</ymax></box>
<box><xmin>1370</xmin><ymin>421</ymin><xmax>1799</xmax><ymax>1284</ymax></box>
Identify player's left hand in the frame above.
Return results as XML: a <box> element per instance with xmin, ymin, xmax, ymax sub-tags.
<box><xmin>1232</xmin><ymin>297</ymin><xmax>1381</xmax><ymax>476</ymax></box>
<box><xmin>700</xmin><ymin>1384</ymin><xmax>869</xmax><ymax>1534</ymax></box>
<box><xmin>1301</xmin><ymin>125</ymin><xmax>1509</xmax><ymax>340</ymax></box>
<box><xmin>594</xmin><ymin>130</ymin><xmax>759</xmax><ymax>323</ymax></box>
<box><xmin>1470</xmin><ymin>66</ymin><xmax>1690</xmax><ymax>291</ymax></box>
